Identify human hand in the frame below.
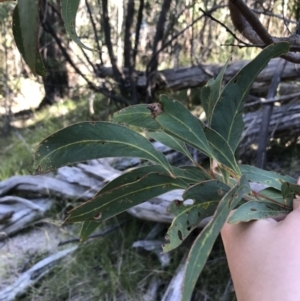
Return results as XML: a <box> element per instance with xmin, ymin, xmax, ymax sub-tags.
<box><xmin>221</xmin><ymin>179</ymin><xmax>300</xmax><ymax>301</ymax></box>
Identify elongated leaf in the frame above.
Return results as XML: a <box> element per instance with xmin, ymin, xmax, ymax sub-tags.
<box><xmin>174</xmin><ymin>166</ymin><xmax>211</xmax><ymax>184</ymax></box>
<box><xmin>13</xmin><ymin>2</ymin><xmax>45</xmax><ymax>76</ymax></box>
<box><xmin>204</xmin><ymin>127</ymin><xmax>240</xmax><ymax>175</ymax></box>
<box><xmin>259</xmin><ymin>187</ymin><xmax>292</xmax><ymax>207</ymax></box>
<box><xmin>94</xmin><ymin>165</ymin><xmax>208</xmax><ymax>199</ymax></box>
<box><xmin>61</xmin><ymin>0</ymin><xmax>93</xmax><ymax>50</ymax></box>
<box><xmin>99</xmin><ymin>165</ymin><xmax>166</xmax><ymax>193</ymax></box>
<box><xmin>163</xmin><ymin>180</ymin><xmax>229</xmax><ymax>252</ymax></box>
<box><xmin>228</xmin><ymin>201</ymin><xmax>290</xmax><ymax>224</ymax></box>
<box><xmin>211</xmin><ymin>43</ymin><xmax>289</xmax><ymax>151</ymax></box>
<box><xmin>183</xmin><ymin>180</ymin><xmax>230</xmax><ymax>202</ymax></box>
<box><xmin>80</xmin><ymin>221</ymin><xmax>100</xmax><ymax>242</ymax></box>
<box><xmin>113</xmin><ymin>105</ymin><xmax>160</xmax><ymax>130</ymax></box>
<box><xmin>281</xmin><ymin>182</ymin><xmax>300</xmax><ymax>202</ymax></box>
<box><xmin>34</xmin><ymin>122</ymin><xmax>173</xmax><ymax>175</ymax></box>
<box><xmin>147</xmin><ymin>131</ymin><xmax>194</xmax><ymax>162</ymax></box>
<box><xmin>155</xmin><ymin>95</ymin><xmax>213</xmax><ymax>157</ymax></box>
<box><xmin>240</xmin><ymin>165</ymin><xmax>296</xmax><ymax>190</ymax></box>
<box><xmin>79</xmin><ymin>165</ymin><xmax>178</xmax><ymax>241</ymax></box>
<box><xmin>201</xmin><ymin>60</ymin><xmax>229</xmax><ymax>125</ymax></box>
<box><xmin>164</xmin><ymin>201</ymin><xmax>219</xmax><ymax>252</ymax></box>
<box><xmin>67</xmin><ymin>173</ymin><xmax>188</xmax><ymax>223</ymax></box>
<box><xmin>181</xmin><ymin>176</ymin><xmax>251</xmax><ymax>301</ymax></box>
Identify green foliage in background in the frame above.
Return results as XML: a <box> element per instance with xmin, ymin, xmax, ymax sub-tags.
<box><xmin>33</xmin><ymin>42</ymin><xmax>299</xmax><ymax>300</ymax></box>
<box><xmin>2</xmin><ymin>0</ymin><xmax>85</xmax><ymax>76</ymax></box>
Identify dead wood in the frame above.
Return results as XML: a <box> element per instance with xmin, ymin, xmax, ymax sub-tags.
<box><xmin>0</xmin><ymin>246</ymin><xmax>77</xmax><ymax>301</ymax></box>
<box><xmin>97</xmin><ymin>58</ymin><xmax>300</xmax><ymax>96</ymax></box>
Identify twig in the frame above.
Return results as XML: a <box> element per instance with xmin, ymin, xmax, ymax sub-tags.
<box><xmin>146</xmin><ymin>5</ymin><xmax>226</xmax><ymax>81</ymax></box>
<box><xmin>230</xmin><ymin>0</ymin><xmax>273</xmax><ymax>44</ymax></box>
<box><xmin>85</xmin><ymin>0</ymin><xmax>103</xmax><ymax>64</ymax></box>
<box><xmin>41</xmin><ymin>20</ymin><xmax>129</xmax><ymax>105</ymax></box>
<box><xmin>58</xmin><ymin>220</ymin><xmax>128</xmax><ymax>246</ymax></box>
<box><xmin>229</xmin><ymin>0</ymin><xmax>300</xmax><ymax>63</ymax></box>
<box><xmin>244</xmin><ymin>91</ymin><xmax>300</xmax><ymax>107</ymax></box>
<box><xmin>252</xmin><ymin>9</ymin><xmax>297</xmax><ymax>24</ymax></box>
<box><xmin>199</xmin><ymin>7</ymin><xmax>252</xmax><ymax>46</ymax></box>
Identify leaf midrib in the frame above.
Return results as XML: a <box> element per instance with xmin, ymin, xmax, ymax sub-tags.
<box><xmin>70</xmin><ymin>181</ymin><xmax>185</xmax><ymax>220</ymax></box>
<box><xmin>38</xmin><ymin>139</ymin><xmax>165</xmax><ymax>168</ymax></box>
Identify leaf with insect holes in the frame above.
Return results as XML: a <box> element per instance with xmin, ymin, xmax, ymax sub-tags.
<box><xmin>163</xmin><ymin>180</ymin><xmax>229</xmax><ymax>252</ymax></box>
<box><xmin>211</xmin><ymin>42</ymin><xmax>289</xmax><ymax>151</ymax></box>
<box><xmin>240</xmin><ymin>165</ymin><xmax>296</xmax><ymax>190</ymax></box>
<box><xmin>34</xmin><ymin>122</ymin><xmax>173</xmax><ymax>176</ymax></box>
<box><xmin>61</xmin><ymin>0</ymin><xmax>93</xmax><ymax>50</ymax></box>
<box><xmin>13</xmin><ymin>1</ymin><xmax>45</xmax><ymax>76</ymax></box>
<box><xmin>228</xmin><ymin>201</ymin><xmax>290</xmax><ymax>224</ymax></box>
<box><xmin>201</xmin><ymin>60</ymin><xmax>229</xmax><ymax>125</ymax></box>
<box><xmin>66</xmin><ymin>172</ymin><xmax>188</xmax><ymax>223</ymax></box>
<box><xmin>154</xmin><ymin>95</ymin><xmax>213</xmax><ymax>158</ymax></box>
<box><xmin>79</xmin><ymin>164</ymin><xmax>212</xmax><ymax>242</ymax></box>
<box><xmin>181</xmin><ymin>176</ymin><xmax>251</xmax><ymax>301</ymax></box>
<box><xmin>113</xmin><ymin>104</ymin><xmax>160</xmax><ymax>130</ymax></box>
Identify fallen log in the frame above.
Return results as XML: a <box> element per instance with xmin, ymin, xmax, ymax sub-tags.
<box><xmin>96</xmin><ymin>57</ymin><xmax>300</xmax><ymax>96</ymax></box>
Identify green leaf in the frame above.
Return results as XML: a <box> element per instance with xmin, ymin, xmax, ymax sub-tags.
<box><xmin>113</xmin><ymin>105</ymin><xmax>160</xmax><ymax>130</ymax></box>
<box><xmin>34</xmin><ymin>122</ymin><xmax>173</xmax><ymax>175</ymax></box>
<box><xmin>228</xmin><ymin>201</ymin><xmax>290</xmax><ymax>224</ymax></box>
<box><xmin>61</xmin><ymin>0</ymin><xmax>93</xmax><ymax>50</ymax></box>
<box><xmin>164</xmin><ymin>201</ymin><xmax>219</xmax><ymax>252</ymax></box>
<box><xmin>173</xmin><ymin>166</ymin><xmax>211</xmax><ymax>184</ymax></box>
<box><xmin>204</xmin><ymin>127</ymin><xmax>240</xmax><ymax>175</ymax></box>
<box><xmin>99</xmin><ymin>165</ymin><xmax>166</xmax><ymax>193</ymax></box>
<box><xmin>146</xmin><ymin>131</ymin><xmax>194</xmax><ymax>162</ymax></box>
<box><xmin>183</xmin><ymin>180</ymin><xmax>230</xmax><ymax>202</ymax></box>
<box><xmin>79</xmin><ymin>165</ymin><xmax>177</xmax><ymax>241</ymax></box>
<box><xmin>240</xmin><ymin>165</ymin><xmax>296</xmax><ymax>190</ymax></box>
<box><xmin>80</xmin><ymin>221</ymin><xmax>100</xmax><ymax>242</ymax></box>
<box><xmin>201</xmin><ymin>60</ymin><xmax>229</xmax><ymax>125</ymax></box>
<box><xmin>281</xmin><ymin>182</ymin><xmax>300</xmax><ymax>202</ymax></box>
<box><xmin>181</xmin><ymin>176</ymin><xmax>251</xmax><ymax>300</ymax></box>
<box><xmin>13</xmin><ymin>1</ymin><xmax>45</xmax><ymax>76</ymax></box>
<box><xmin>163</xmin><ymin>180</ymin><xmax>229</xmax><ymax>252</ymax></box>
<box><xmin>211</xmin><ymin>42</ymin><xmax>289</xmax><ymax>151</ymax></box>
<box><xmin>67</xmin><ymin>173</ymin><xmax>188</xmax><ymax>223</ymax></box>
<box><xmin>259</xmin><ymin>187</ymin><xmax>292</xmax><ymax>207</ymax></box>
<box><xmin>155</xmin><ymin>95</ymin><xmax>213</xmax><ymax>157</ymax></box>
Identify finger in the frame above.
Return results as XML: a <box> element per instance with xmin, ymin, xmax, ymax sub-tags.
<box><xmin>293</xmin><ymin>198</ymin><xmax>300</xmax><ymax>210</ymax></box>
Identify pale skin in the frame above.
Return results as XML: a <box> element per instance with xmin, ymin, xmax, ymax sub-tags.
<box><xmin>221</xmin><ymin>178</ymin><xmax>300</xmax><ymax>301</ymax></box>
